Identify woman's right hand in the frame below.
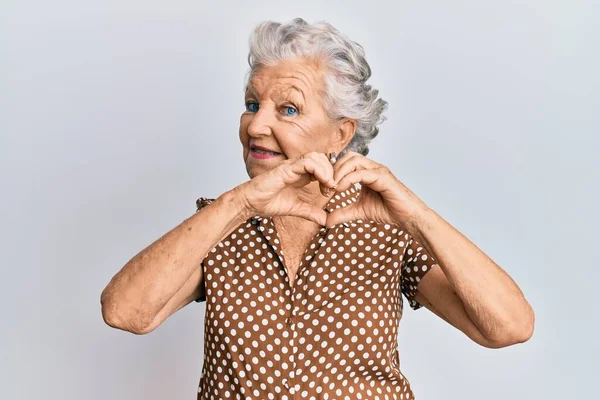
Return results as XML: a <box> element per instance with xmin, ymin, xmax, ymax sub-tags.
<box><xmin>235</xmin><ymin>152</ymin><xmax>338</xmax><ymax>226</ymax></box>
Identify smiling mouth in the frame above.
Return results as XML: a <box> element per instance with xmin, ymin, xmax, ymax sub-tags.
<box><xmin>251</xmin><ymin>147</ymin><xmax>281</xmax><ymax>155</ymax></box>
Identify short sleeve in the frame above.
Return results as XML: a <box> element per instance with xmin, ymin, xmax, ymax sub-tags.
<box><xmin>196</xmin><ymin>197</ymin><xmax>216</xmax><ymax>212</ymax></box>
<box><xmin>194</xmin><ymin>294</ymin><xmax>206</xmax><ymax>303</ymax></box>
<box><xmin>194</xmin><ymin>196</ymin><xmax>216</xmax><ymax>303</ymax></box>
<box><xmin>401</xmin><ymin>235</ymin><xmax>438</xmax><ymax>310</ymax></box>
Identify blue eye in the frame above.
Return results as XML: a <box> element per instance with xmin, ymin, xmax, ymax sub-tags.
<box><xmin>245</xmin><ymin>102</ymin><xmax>259</xmax><ymax>112</ymax></box>
<box><xmin>283</xmin><ymin>106</ymin><xmax>298</xmax><ymax>116</ymax></box>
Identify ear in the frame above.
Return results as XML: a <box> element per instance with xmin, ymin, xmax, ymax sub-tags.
<box><xmin>336</xmin><ymin>118</ymin><xmax>356</xmax><ymax>151</ymax></box>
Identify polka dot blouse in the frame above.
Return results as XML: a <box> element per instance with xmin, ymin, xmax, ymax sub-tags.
<box><xmin>194</xmin><ymin>184</ymin><xmax>438</xmax><ymax>399</ymax></box>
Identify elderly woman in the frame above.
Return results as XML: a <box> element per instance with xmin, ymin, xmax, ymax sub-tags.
<box><xmin>101</xmin><ymin>18</ymin><xmax>534</xmax><ymax>400</ymax></box>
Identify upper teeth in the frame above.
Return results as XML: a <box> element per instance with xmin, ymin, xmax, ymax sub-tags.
<box><xmin>255</xmin><ymin>148</ymin><xmax>278</xmax><ymax>154</ymax></box>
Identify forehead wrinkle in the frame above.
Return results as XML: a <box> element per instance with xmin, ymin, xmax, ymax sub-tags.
<box><xmin>287</xmin><ymin>66</ymin><xmax>328</xmax><ymax>107</ymax></box>
<box><xmin>246</xmin><ymin>82</ymin><xmax>306</xmax><ymax>104</ymax></box>
<box><xmin>244</xmin><ymin>85</ymin><xmax>257</xmax><ymax>97</ymax></box>
<box><xmin>275</xmin><ymin>84</ymin><xmax>305</xmax><ymax>103</ymax></box>
<box><xmin>282</xmin><ymin>71</ymin><xmax>315</xmax><ymax>95</ymax></box>
<box><xmin>246</xmin><ymin>65</ymin><xmax>323</xmax><ymax>104</ymax></box>
<box><xmin>294</xmin><ymin>65</ymin><xmax>323</xmax><ymax>89</ymax></box>
<box><xmin>246</xmin><ymin>73</ymin><xmax>267</xmax><ymax>96</ymax></box>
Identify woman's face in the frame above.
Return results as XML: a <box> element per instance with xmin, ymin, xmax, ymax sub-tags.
<box><xmin>239</xmin><ymin>58</ymin><xmax>354</xmax><ymax>178</ymax></box>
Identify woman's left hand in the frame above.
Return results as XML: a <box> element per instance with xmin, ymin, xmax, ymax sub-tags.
<box><xmin>325</xmin><ymin>151</ymin><xmax>430</xmax><ymax>230</ymax></box>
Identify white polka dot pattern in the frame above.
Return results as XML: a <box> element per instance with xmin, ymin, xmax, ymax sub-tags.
<box><xmin>195</xmin><ymin>184</ymin><xmax>438</xmax><ymax>399</ymax></box>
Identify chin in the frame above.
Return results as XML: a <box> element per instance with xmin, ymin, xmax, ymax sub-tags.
<box><xmin>245</xmin><ymin>161</ymin><xmax>273</xmax><ymax>179</ymax></box>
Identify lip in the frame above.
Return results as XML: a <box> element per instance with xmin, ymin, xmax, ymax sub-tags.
<box><xmin>251</xmin><ymin>145</ymin><xmax>280</xmax><ymax>153</ymax></box>
<box><xmin>250</xmin><ymin>148</ymin><xmax>282</xmax><ymax>160</ymax></box>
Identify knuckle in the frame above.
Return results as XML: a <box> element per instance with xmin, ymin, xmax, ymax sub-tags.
<box><xmin>303</xmin><ymin>157</ymin><xmax>314</xmax><ymax>167</ymax></box>
<box><xmin>305</xmin><ymin>151</ymin><xmax>320</xmax><ymax>161</ymax></box>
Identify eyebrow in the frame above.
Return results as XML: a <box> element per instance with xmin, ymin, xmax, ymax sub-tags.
<box><xmin>281</xmin><ymin>83</ymin><xmax>305</xmax><ymax>103</ymax></box>
<box><xmin>244</xmin><ymin>86</ymin><xmax>256</xmax><ymax>97</ymax></box>
<box><xmin>244</xmin><ymin>84</ymin><xmax>306</xmax><ymax>103</ymax></box>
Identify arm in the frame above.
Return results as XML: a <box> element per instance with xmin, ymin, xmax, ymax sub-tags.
<box><xmin>100</xmin><ymin>188</ymin><xmax>251</xmax><ymax>335</ymax></box>
<box><xmin>323</xmin><ymin>150</ymin><xmax>534</xmax><ymax>348</ymax></box>
<box><xmin>407</xmin><ymin>208</ymin><xmax>535</xmax><ymax>348</ymax></box>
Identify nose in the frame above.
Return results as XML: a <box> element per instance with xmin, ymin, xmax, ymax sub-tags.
<box><xmin>246</xmin><ymin>106</ymin><xmax>274</xmax><ymax>137</ymax></box>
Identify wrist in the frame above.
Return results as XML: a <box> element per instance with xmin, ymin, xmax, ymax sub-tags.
<box><xmin>221</xmin><ymin>187</ymin><xmax>253</xmax><ymax>222</ymax></box>
<box><xmin>406</xmin><ymin>205</ymin><xmax>435</xmax><ymax>234</ymax></box>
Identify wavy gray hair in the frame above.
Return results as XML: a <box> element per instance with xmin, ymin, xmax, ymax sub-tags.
<box><xmin>244</xmin><ymin>18</ymin><xmax>388</xmax><ymax>157</ymax></box>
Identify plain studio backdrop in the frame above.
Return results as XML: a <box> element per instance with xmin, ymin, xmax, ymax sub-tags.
<box><xmin>1</xmin><ymin>1</ymin><xmax>598</xmax><ymax>399</ymax></box>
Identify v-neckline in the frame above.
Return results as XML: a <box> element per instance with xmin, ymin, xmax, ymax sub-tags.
<box><xmin>249</xmin><ymin>185</ymin><xmax>360</xmax><ymax>291</ymax></box>
<box><xmin>263</xmin><ymin>216</ymin><xmax>329</xmax><ymax>290</ymax></box>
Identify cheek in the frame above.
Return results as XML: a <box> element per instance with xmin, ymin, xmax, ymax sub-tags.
<box><xmin>275</xmin><ymin>122</ymin><xmax>316</xmax><ymax>156</ymax></box>
<box><xmin>239</xmin><ymin>116</ymin><xmax>250</xmax><ymax>141</ymax></box>
<box><xmin>296</xmin><ymin>119</ymin><xmax>332</xmax><ymax>148</ymax></box>
<box><xmin>239</xmin><ymin>116</ymin><xmax>252</xmax><ymax>160</ymax></box>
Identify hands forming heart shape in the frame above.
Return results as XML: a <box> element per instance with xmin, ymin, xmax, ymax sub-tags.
<box><xmin>238</xmin><ymin>151</ymin><xmax>430</xmax><ymax>230</ymax></box>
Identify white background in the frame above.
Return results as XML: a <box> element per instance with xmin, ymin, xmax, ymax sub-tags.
<box><xmin>1</xmin><ymin>1</ymin><xmax>598</xmax><ymax>399</ymax></box>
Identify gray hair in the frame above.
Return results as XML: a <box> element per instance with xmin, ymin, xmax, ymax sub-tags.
<box><xmin>244</xmin><ymin>18</ymin><xmax>388</xmax><ymax>157</ymax></box>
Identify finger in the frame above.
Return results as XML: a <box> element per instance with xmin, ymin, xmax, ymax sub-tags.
<box><xmin>326</xmin><ymin>203</ymin><xmax>361</xmax><ymax>228</ymax></box>
<box><xmin>333</xmin><ymin>154</ymin><xmax>377</xmax><ymax>186</ymax></box>
<box><xmin>289</xmin><ymin>156</ymin><xmax>336</xmax><ymax>191</ymax></box>
<box><xmin>287</xmin><ymin>201</ymin><xmax>328</xmax><ymax>226</ymax></box>
<box><xmin>305</xmin><ymin>152</ymin><xmax>336</xmax><ymax>185</ymax></box>
<box><xmin>330</xmin><ymin>150</ymin><xmax>357</xmax><ymax>174</ymax></box>
<box><xmin>304</xmin><ymin>152</ymin><xmax>338</xmax><ymax>196</ymax></box>
<box><xmin>335</xmin><ymin>168</ymin><xmax>389</xmax><ymax>193</ymax></box>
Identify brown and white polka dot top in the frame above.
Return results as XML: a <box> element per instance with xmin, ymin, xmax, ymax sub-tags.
<box><xmin>194</xmin><ymin>184</ymin><xmax>438</xmax><ymax>400</ymax></box>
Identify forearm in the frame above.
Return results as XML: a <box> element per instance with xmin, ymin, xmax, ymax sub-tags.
<box><xmin>407</xmin><ymin>208</ymin><xmax>534</xmax><ymax>342</ymax></box>
<box><xmin>100</xmin><ymin>188</ymin><xmax>250</xmax><ymax>331</ymax></box>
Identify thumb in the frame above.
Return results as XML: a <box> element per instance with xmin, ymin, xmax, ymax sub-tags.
<box><xmin>326</xmin><ymin>203</ymin><xmax>361</xmax><ymax>228</ymax></box>
<box><xmin>288</xmin><ymin>201</ymin><xmax>328</xmax><ymax>226</ymax></box>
